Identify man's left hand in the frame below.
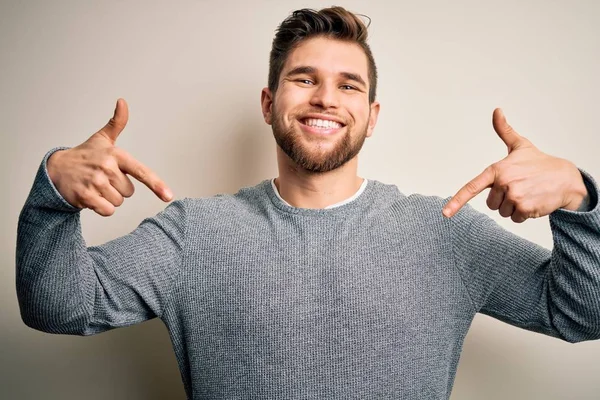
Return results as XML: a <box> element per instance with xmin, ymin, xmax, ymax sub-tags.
<box><xmin>442</xmin><ymin>108</ymin><xmax>589</xmax><ymax>222</ymax></box>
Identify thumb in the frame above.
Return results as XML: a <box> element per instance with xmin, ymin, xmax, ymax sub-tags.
<box><xmin>99</xmin><ymin>98</ymin><xmax>129</xmax><ymax>143</ymax></box>
<box><xmin>492</xmin><ymin>108</ymin><xmax>522</xmax><ymax>152</ymax></box>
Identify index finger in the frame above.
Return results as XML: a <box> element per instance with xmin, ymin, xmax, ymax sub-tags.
<box><xmin>115</xmin><ymin>149</ymin><xmax>173</xmax><ymax>202</ymax></box>
<box><xmin>442</xmin><ymin>166</ymin><xmax>496</xmax><ymax>218</ymax></box>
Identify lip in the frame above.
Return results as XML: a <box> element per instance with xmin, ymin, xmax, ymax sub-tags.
<box><xmin>298</xmin><ymin>118</ymin><xmax>345</xmax><ymax>136</ymax></box>
<box><xmin>299</xmin><ymin>113</ymin><xmax>346</xmax><ymax>126</ymax></box>
<box><xmin>297</xmin><ymin>114</ymin><xmax>346</xmax><ymax>136</ymax></box>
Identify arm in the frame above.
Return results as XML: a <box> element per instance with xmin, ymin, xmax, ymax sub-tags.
<box><xmin>16</xmin><ymin>149</ymin><xmax>186</xmax><ymax>335</ymax></box>
<box><xmin>451</xmin><ymin>171</ymin><xmax>600</xmax><ymax>342</ymax></box>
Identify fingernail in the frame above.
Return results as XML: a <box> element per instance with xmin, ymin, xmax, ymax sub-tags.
<box><xmin>442</xmin><ymin>207</ymin><xmax>451</xmax><ymax>217</ymax></box>
<box><xmin>163</xmin><ymin>189</ymin><xmax>173</xmax><ymax>201</ymax></box>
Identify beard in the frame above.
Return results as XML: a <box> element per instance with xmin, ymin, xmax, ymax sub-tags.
<box><xmin>271</xmin><ymin>106</ymin><xmax>369</xmax><ymax>173</ymax></box>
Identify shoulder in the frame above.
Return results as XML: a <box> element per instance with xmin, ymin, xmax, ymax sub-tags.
<box><xmin>182</xmin><ymin>180</ymin><xmax>270</xmax><ymax>220</ymax></box>
<box><xmin>369</xmin><ymin>180</ymin><xmax>447</xmax><ymax>216</ymax></box>
<box><xmin>367</xmin><ymin>180</ymin><xmax>491</xmax><ymax>235</ymax></box>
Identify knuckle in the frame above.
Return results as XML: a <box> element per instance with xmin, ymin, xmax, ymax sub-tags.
<box><xmin>464</xmin><ymin>180</ymin><xmax>479</xmax><ymax>194</ymax></box>
<box><xmin>513</xmin><ymin>192</ymin><xmax>525</xmax><ymax>204</ymax></box>
<box><xmin>134</xmin><ymin>167</ymin><xmax>148</xmax><ymax>182</ymax></box>
<box><xmin>99</xmin><ymin>156</ymin><xmax>116</xmax><ymax>172</ymax></box>
<box><xmin>108</xmin><ymin>146</ymin><xmax>120</xmax><ymax>159</ymax></box>
<box><xmin>530</xmin><ymin>211</ymin><xmax>541</xmax><ymax>219</ymax></box>
<box><xmin>90</xmin><ymin>173</ymin><xmax>107</xmax><ymax>187</ymax></box>
<box><xmin>515</xmin><ymin>203</ymin><xmax>532</xmax><ymax>216</ymax></box>
<box><xmin>496</xmin><ymin>176</ymin><xmax>510</xmax><ymax>190</ymax></box>
<box><xmin>107</xmin><ymin>117</ymin><xmax>125</xmax><ymax>132</ymax></box>
<box><xmin>78</xmin><ymin>189</ymin><xmax>97</xmax><ymax>205</ymax></box>
<box><xmin>504</xmin><ymin>190</ymin><xmax>517</xmax><ymax>203</ymax></box>
<box><xmin>504</xmin><ymin>185</ymin><xmax>524</xmax><ymax>203</ymax></box>
<box><xmin>111</xmin><ymin>147</ymin><xmax>126</xmax><ymax>161</ymax></box>
<box><xmin>485</xmin><ymin>164</ymin><xmax>498</xmax><ymax>179</ymax></box>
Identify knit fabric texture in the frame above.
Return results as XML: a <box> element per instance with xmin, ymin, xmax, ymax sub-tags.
<box><xmin>16</xmin><ymin>148</ymin><xmax>600</xmax><ymax>399</ymax></box>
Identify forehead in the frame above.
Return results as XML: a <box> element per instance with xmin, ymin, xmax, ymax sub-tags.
<box><xmin>282</xmin><ymin>36</ymin><xmax>369</xmax><ymax>79</ymax></box>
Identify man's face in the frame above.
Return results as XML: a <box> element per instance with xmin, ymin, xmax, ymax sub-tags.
<box><xmin>261</xmin><ymin>36</ymin><xmax>380</xmax><ymax>173</ymax></box>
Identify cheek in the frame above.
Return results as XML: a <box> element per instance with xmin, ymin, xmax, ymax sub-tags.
<box><xmin>275</xmin><ymin>89</ymin><xmax>307</xmax><ymax>120</ymax></box>
<box><xmin>345</xmin><ymin>99</ymin><xmax>371</xmax><ymax>125</ymax></box>
<box><xmin>277</xmin><ymin>84</ymin><xmax>299</xmax><ymax>103</ymax></box>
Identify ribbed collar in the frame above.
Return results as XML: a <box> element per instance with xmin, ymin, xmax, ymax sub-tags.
<box><xmin>263</xmin><ymin>178</ymin><xmax>376</xmax><ymax>216</ymax></box>
<box><xmin>270</xmin><ymin>178</ymin><xmax>368</xmax><ymax>209</ymax></box>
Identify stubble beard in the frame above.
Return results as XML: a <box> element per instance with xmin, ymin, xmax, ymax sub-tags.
<box><xmin>271</xmin><ymin>106</ymin><xmax>369</xmax><ymax>173</ymax></box>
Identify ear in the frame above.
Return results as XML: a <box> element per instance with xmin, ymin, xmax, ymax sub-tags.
<box><xmin>261</xmin><ymin>87</ymin><xmax>274</xmax><ymax>125</ymax></box>
<box><xmin>366</xmin><ymin>101</ymin><xmax>380</xmax><ymax>138</ymax></box>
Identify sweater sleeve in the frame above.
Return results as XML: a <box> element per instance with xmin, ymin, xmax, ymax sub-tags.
<box><xmin>451</xmin><ymin>170</ymin><xmax>600</xmax><ymax>343</ymax></box>
<box><xmin>16</xmin><ymin>148</ymin><xmax>186</xmax><ymax>336</ymax></box>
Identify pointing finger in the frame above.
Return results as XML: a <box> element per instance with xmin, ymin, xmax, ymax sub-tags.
<box><xmin>443</xmin><ymin>166</ymin><xmax>496</xmax><ymax>218</ymax></box>
<box><xmin>99</xmin><ymin>98</ymin><xmax>129</xmax><ymax>144</ymax></box>
<box><xmin>115</xmin><ymin>149</ymin><xmax>173</xmax><ymax>202</ymax></box>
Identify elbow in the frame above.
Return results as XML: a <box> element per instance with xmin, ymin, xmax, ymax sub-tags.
<box><xmin>554</xmin><ymin>312</ymin><xmax>600</xmax><ymax>343</ymax></box>
<box><xmin>17</xmin><ymin>283</ymin><xmax>91</xmax><ymax>336</ymax></box>
<box><xmin>19</xmin><ymin>305</ymin><xmax>92</xmax><ymax>336</ymax></box>
<box><xmin>564</xmin><ymin>328</ymin><xmax>600</xmax><ymax>344</ymax></box>
<box><xmin>19</xmin><ymin>304</ymin><xmax>87</xmax><ymax>336</ymax></box>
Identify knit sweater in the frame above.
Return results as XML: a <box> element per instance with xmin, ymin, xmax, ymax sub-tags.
<box><xmin>16</xmin><ymin>149</ymin><xmax>600</xmax><ymax>399</ymax></box>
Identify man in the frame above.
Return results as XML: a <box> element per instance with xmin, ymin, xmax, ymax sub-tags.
<box><xmin>16</xmin><ymin>6</ymin><xmax>600</xmax><ymax>400</ymax></box>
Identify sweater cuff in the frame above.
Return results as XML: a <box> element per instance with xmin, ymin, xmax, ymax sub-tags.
<box><xmin>578</xmin><ymin>169</ymin><xmax>598</xmax><ymax>211</ymax></box>
<box><xmin>33</xmin><ymin>147</ymin><xmax>81</xmax><ymax>212</ymax></box>
<box><xmin>551</xmin><ymin>169</ymin><xmax>600</xmax><ymax>223</ymax></box>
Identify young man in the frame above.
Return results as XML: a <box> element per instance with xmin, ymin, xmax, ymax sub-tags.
<box><xmin>16</xmin><ymin>6</ymin><xmax>600</xmax><ymax>400</ymax></box>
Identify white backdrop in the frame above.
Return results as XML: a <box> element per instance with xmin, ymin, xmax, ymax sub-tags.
<box><xmin>1</xmin><ymin>1</ymin><xmax>599</xmax><ymax>399</ymax></box>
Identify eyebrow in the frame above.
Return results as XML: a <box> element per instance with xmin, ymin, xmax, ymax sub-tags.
<box><xmin>285</xmin><ymin>66</ymin><xmax>367</xmax><ymax>87</ymax></box>
<box><xmin>339</xmin><ymin>72</ymin><xmax>366</xmax><ymax>87</ymax></box>
<box><xmin>286</xmin><ymin>66</ymin><xmax>316</xmax><ymax>77</ymax></box>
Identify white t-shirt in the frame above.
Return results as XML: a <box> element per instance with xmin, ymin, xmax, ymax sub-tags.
<box><xmin>270</xmin><ymin>178</ymin><xmax>368</xmax><ymax>209</ymax></box>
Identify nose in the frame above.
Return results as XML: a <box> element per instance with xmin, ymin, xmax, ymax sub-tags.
<box><xmin>309</xmin><ymin>81</ymin><xmax>339</xmax><ymax>109</ymax></box>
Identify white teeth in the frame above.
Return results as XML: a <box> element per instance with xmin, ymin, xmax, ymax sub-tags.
<box><xmin>304</xmin><ymin>118</ymin><xmax>342</xmax><ymax>129</ymax></box>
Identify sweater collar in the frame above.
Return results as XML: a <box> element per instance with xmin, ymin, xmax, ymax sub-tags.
<box><xmin>263</xmin><ymin>178</ymin><xmax>375</xmax><ymax>215</ymax></box>
<box><xmin>270</xmin><ymin>178</ymin><xmax>368</xmax><ymax>210</ymax></box>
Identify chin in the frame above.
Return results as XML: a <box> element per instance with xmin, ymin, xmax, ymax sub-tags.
<box><xmin>272</xmin><ymin>117</ymin><xmax>366</xmax><ymax>173</ymax></box>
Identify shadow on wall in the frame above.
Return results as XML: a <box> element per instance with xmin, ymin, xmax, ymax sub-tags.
<box><xmin>168</xmin><ymin>103</ymin><xmax>276</xmax><ymax>198</ymax></box>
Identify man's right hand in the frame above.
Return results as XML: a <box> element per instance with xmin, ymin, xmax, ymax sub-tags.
<box><xmin>47</xmin><ymin>98</ymin><xmax>173</xmax><ymax>217</ymax></box>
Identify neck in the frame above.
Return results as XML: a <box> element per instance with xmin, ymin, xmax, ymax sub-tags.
<box><xmin>274</xmin><ymin>147</ymin><xmax>364</xmax><ymax>209</ymax></box>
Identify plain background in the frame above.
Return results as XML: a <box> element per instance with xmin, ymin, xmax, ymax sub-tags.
<box><xmin>1</xmin><ymin>0</ymin><xmax>599</xmax><ymax>399</ymax></box>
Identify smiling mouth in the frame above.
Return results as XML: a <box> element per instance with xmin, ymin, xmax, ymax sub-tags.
<box><xmin>299</xmin><ymin>118</ymin><xmax>345</xmax><ymax>130</ymax></box>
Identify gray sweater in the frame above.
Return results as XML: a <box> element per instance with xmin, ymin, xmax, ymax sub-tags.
<box><xmin>16</xmin><ymin>149</ymin><xmax>600</xmax><ymax>399</ymax></box>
